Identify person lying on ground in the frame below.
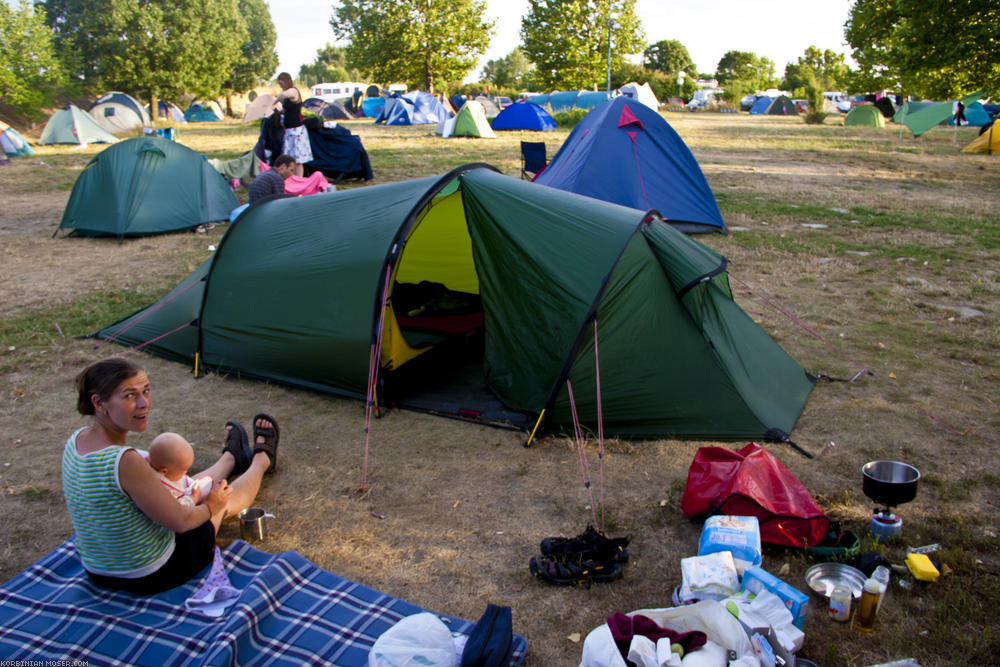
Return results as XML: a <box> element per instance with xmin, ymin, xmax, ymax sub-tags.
<box><xmin>62</xmin><ymin>357</ymin><xmax>280</xmax><ymax>595</ymax></box>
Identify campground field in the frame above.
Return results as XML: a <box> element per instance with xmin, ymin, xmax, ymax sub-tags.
<box><xmin>1</xmin><ymin>112</ymin><xmax>999</xmax><ymax>666</ymax></box>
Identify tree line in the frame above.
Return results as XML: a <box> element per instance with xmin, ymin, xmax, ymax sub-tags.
<box><xmin>2</xmin><ymin>0</ymin><xmax>995</xmax><ymax>123</ymax></box>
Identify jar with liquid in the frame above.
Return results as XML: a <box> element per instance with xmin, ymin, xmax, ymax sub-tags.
<box><xmin>829</xmin><ymin>584</ymin><xmax>851</xmax><ymax>622</ymax></box>
<box><xmin>854</xmin><ymin>578</ymin><xmax>881</xmax><ymax>632</ymax></box>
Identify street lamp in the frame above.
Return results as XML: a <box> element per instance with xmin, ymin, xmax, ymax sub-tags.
<box><xmin>606</xmin><ymin>18</ymin><xmax>619</xmax><ymax>96</ymax></box>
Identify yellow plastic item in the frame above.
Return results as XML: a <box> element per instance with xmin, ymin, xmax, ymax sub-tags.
<box><xmin>905</xmin><ymin>552</ymin><xmax>940</xmax><ymax>582</ymax></box>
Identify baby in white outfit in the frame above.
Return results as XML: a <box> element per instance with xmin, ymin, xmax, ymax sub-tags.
<box><xmin>147</xmin><ymin>432</ymin><xmax>212</xmax><ymax>507</ymax></box>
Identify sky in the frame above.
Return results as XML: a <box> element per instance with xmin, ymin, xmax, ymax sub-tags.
<box><xmin>266</xmin><ymin>0</ymin><xmax>856</xmax><ymax>84</ymax></box>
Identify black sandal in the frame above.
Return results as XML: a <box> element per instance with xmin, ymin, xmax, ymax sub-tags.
<box><xmin>252</xmin><ymin>413</ymin><xmax>279</xmax><ymax>474</ymax></box>
<box><xmin>222</xmin><ymin>420</ymin><xmax>252</xmax><ymax>476</ymax></box>
<box><xmin>540</xmin><ymin>525</ymin><xmax>630</xmax><ymax>564</ymax></box>
<box><xmin>529</xmin><ymin>555</ymin><xmax>623</xmax><ymax>586</ymax></box>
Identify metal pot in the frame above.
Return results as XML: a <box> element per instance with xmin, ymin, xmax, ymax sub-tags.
<box><xmin>862</xmin><ymin>460</ymin><xmax>920</xmax><ymax>507</ymax></box>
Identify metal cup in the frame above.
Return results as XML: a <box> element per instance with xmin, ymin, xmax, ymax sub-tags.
<box><xmin>237</xmin><ymin>506</ymin><xmax>275</xmax><ymax>542</ymax></box>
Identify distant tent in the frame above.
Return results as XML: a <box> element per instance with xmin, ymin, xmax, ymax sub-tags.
<box><xmin>873</xmin><ymin>97</ymin><xmax>896</xmax><ymax>118</ymax></box>
<box><xmin>436</xmin><ymin>101</ymin><xmax>495</xmax><ymax>138</ymax></box>
<box><xmin>57</xmin><ymin>136</ymin><xmax>238</xmax><ymax>239</ymax></box>
<box><xmin>619</xmin><ymin>82</ymin><xmax>659</xmax><ymax>111</ymax></box>
<box><xmin>962</xmin><ymin>122</ymin><xmax>998</xmax><ymax>155</ymax></box>
<box><xmin>534</xmin><ymin>96</ymin><xmax>726</xmax><ymax>234</ymax></box>
<box><xmin>525</xmin><ymin>93</ymin><xmax>551</xmax><ymax>108</ymax></box>
<box><xmin>764</xmin><ymin>96</ymin><xmax>798</xmax><ymax>115</ymax></box>
<box><xmin>93</xmin><ymin>164</ymin><xmax>814</xmax><ymax>442</ymax></box>
<box><xmin>490</xmin><ymin>102</ymin><xmax>557</xmax><ymax>131</ymax></box>
<box><xmin>40</xmin><ymin>105</ymin><xmax>119</xmax><ymax>145</ymax></box>
<box><xmin>949</xmin><ymin>101</ymin><xmax>991</xmax><ymax>126</ymax></box>
<box><xmin>892</xmin><ymin>100</ymin><xmax>938</xmax><ymax>124</ymax></box>
<box><xmin>184</xmin><ymin>100</ymin><xmax>224</xmax><ymax>122</ymax></box>
<box><xmin>844</xmin><ymin>104</ymin><xmax>885</xmax><ymax>128</ymax></box>
<box><xmin>145</xmin><ymin>100</ymin><xmax>187</xmax><ymax>123</ymax></box>
<box><xmin>361</xmin><ymin>96</ymin><xmax>385</xmax><ymax>118</ymax></box>
<box><xmin>243</xmin><ymin>94</ymin><xmax>276</xmax><ymax>123</ymax></box>
<box><xmin>303</xmin><ymin>98</ymin><xmax>355</xmax><ymax>121</ymax></box>
<box><xmin>472</xmin><ymin>96</ymin><xmax>501</xmax><ymax>117</ymax></box>
<box><xmin>449</xmin><ymin>95</ymin><xmax>467</xmax><ymax>113</ymax></box>
<box><xmin>575</xmin><ymin>91</ymin><xmax>611</xmax><ymax>110</ymax></box>
<box><xmin>749</xmin><ymin>96</ymin><xmax>772</xmax><ymax>115</ymax></box>
<box><xmin>548</xmin><ymin>91</ymin><xmax>580</xmax><ymax>113</ymax></box>
<box><xmin>89</xmin><ymin>92</ymin><xmax>151</xmax><ymax>133</ymax></box>
<box><xmin>365</xmin><ymin>85</ymin><xmax>382</xmax><ymax>98</ymax></box>
<box><xmin>374</xmin><ymin>91</ymin><xmax>452</xmax><ymax>125</ymax></box>
<box><xmin>0</xmin><ymin>121</ymin><xmax>34</xmax><ymax>157</ymax></box>
<box><xmin>896</xmin><ymin>93</ymin><xmax>983</xmax><ymax>137</ymax></box>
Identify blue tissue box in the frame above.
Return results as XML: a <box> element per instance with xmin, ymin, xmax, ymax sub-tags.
<box><xmin>741</xmin><ymin>565</ymin><xmax>809</xmax><ymax>629</ymax></box>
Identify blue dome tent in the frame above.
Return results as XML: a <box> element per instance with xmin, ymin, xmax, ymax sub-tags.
<box><xmin>490</xmin><ymin>102</ymin><xmax>557</xmax><ymax>131</ymax></box>
<box><xmin>533</xmin><ymin>96</ymin><xmax>726</xmax><ymax>234</ymax></box>
<box><xmin>374</xmin><ymin>91</ymin><xmax>452</xmax><ymax>125</ymax></box>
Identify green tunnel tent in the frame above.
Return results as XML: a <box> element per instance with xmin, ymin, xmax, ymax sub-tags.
<box><xmin>57</xmin><ymin>136</ymin><xmax>239</xmax><ymax>238</ymax></box>
<box><xmin>94</xmin><ymin>164</ymin><xmax>815</xmax><ymax>441</ymax></box>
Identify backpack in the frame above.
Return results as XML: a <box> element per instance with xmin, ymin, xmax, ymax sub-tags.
<box><xmin>460</xmin><ymin>604</ymin><xmax>513</xmax><ymax>667</ymax></box>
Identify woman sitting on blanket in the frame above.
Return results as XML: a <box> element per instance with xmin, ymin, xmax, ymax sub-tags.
<box><xmin>62</xmin><ymin>357</ymin><xmax>279</xmax><ymax>595</ymax></box>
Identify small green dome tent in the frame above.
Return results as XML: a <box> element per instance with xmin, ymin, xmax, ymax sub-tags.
<box><xmin>40</xmin><ymin>105</ymin><xmax>119</xmax><ymax>146</ymax></box>
<box><xmin>844</xmin><ymin>104</ymin><xmax>885</xmax><ymax>128</ymax></box>
<box><xmin>94</xmin><ymin>165</ymin><xmax>814</xmax><ymax>441</ymax></box>
<box><xmin>57</xmin><ymin>136</ymin><xmax>238</xmax><ymax>238</ymax></box>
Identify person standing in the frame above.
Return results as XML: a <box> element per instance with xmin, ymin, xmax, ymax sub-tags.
<box><xmin>275</xmin><ymin>72</ymin><xmax>311</xmax><ymax>177</ymax></box>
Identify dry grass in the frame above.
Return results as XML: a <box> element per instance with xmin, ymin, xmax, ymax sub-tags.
<box><xmin>1</xmin><ymin>113</ymin><xmax>999</xmax><ymax>666</ymax></box>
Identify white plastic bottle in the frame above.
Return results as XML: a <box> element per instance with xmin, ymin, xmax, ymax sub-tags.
<box><xmin>871</xmin><ymin>565</ymin><xmax>890</xmax><ymax>613</ymax></box>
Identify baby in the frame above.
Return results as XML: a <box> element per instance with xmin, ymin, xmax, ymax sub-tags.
<box><xmin>147</xmin><ymin>432</ymin><xmax>213</xmax><ymax>507</ymax></box>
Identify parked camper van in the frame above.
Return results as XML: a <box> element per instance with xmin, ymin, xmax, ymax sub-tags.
<box><xmin>312</xmin><ymin>82</ymin><xmax>368</xmax><ymax>104</ymax></box>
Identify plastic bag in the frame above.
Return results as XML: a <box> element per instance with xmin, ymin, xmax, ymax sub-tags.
<box><xmin>580</xmin><ymin>601</ymin><xmax>758</xmax><ymax>667</ymax></box>
<box><xmin>368</xmin><ymin>612</ymin><xmax>461</xmax><ymax>667</ymax></box>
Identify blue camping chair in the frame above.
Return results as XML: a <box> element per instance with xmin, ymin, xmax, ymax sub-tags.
<box><xmin>520</xmin><ymin>141</ymin><xmax>547</xmax><ymax>180</ymax></box>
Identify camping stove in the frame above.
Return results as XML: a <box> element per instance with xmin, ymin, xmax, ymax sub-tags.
<box><xmin>862</xmin><ymin>461</ymin><xmax>920</xmax><ymax>542</ymax></box>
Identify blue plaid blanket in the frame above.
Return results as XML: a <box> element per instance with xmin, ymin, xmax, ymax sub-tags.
<box><xmin>0</xmin><ymin>539</ymin><xmax>528</xmax><ymax>666</ymax></box>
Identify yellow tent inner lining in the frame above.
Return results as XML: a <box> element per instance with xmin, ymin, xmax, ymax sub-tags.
<box><xmin>379</xmin><ymin>187</ymin><xmax>481</xmax><ymax>370</ymax></box>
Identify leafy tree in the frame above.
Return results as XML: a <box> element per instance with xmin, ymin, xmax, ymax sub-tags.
<box><xmin>480</xmin><ymin>47</ymin><xmax>534</xmax><ymax>90</ymax></box>
<box><xmin>42</xmin><ymin>0</ymin><xmax>247</xmax><ymax>119</ymax></box>
<box><xmin>845</xmin><ymin>0</ymin><xmax>999</xmax><ymax>98</ymax></box>
<box><xmin>223</xmin><ymin>0</ymin><xmax>278</xmax><ymax>115</ymax></box>
<box><xmin>642</xmin><ymin>39</ymin><xmax>698</xmax><ymax>98</ymax></box>
<box><xmin>521</xmin><ymin>0</ymin><xmax>644</xmax><ymax>91</ymax></box>
<box><xmin>715</xmin><ymin>50</ymin><xmax>776</xmax><ymax>91</ymax></box>
<box><xmin>783</xmin><ymin>46</ymin><xmax>851</xmax><ymax>94</ymax></box>
<box><xmin>298</xmin><ymin>45</ymin><xmax>362</xmax><ymax>88</ymax></box>
<box><xmin>0</xmin><ymin>0</ymin><xmax>64</xmax><ymax>118</ymax></box>
<box><xmin>644</xmin><ymin>40</ymin><xmax>695</xmax><ymax>77</ymax></box>
<box><xmin>331</xmin><ymin>0</ymin><xmax>493</xmax><ymax>93</ymax></box>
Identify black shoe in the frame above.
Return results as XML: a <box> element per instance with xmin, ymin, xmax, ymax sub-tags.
<box><xmin>223</xmin><ymin>420</ymin><xmax>252</xmax><ymax>476</ymax></box>
<box><xmin>540</xmin><ymin>525</ymin><xmax>630</xmax><ymax>564</ymax></box>
<box><xmin>529</xmin><ymin>554</ymin><xmax>623</xmax><ymax>586</ymax></box>
<box><xmin>252</xmin><ymin>413</ymin><xmax>279</xmax><ymax>474</ymax></box>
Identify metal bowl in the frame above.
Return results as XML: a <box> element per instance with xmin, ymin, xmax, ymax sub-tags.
<box><xmin>804</xmin><ymin>562</ymin><xmax>867</xmax><ymax>599</ymax></box>
<box><xmin>862</xmin><ymin>460</ymin><xmax>920</xmax><ymax>507</ymax></box>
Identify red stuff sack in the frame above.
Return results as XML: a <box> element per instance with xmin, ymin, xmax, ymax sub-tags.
<box><xmin>681</xmin><ymin>442</ymin><xmax>830</xmax><ymax>547</ymax></box>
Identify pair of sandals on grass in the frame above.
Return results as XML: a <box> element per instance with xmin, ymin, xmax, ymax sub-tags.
<box><xmin>222</xmin><ymin>413</ymin><xmax>279</xmax><ymax>475</ymax></box>
<box><xmin>529</xmin><ymin>525</ymin><xmax>630</xmax><ymax>587</ymax></box>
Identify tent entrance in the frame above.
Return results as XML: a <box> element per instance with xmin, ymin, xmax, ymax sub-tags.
<box><xmin>378</xmin><ymin>185</ymin><xmax>528</xmax><ymax>429</ymax></box>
